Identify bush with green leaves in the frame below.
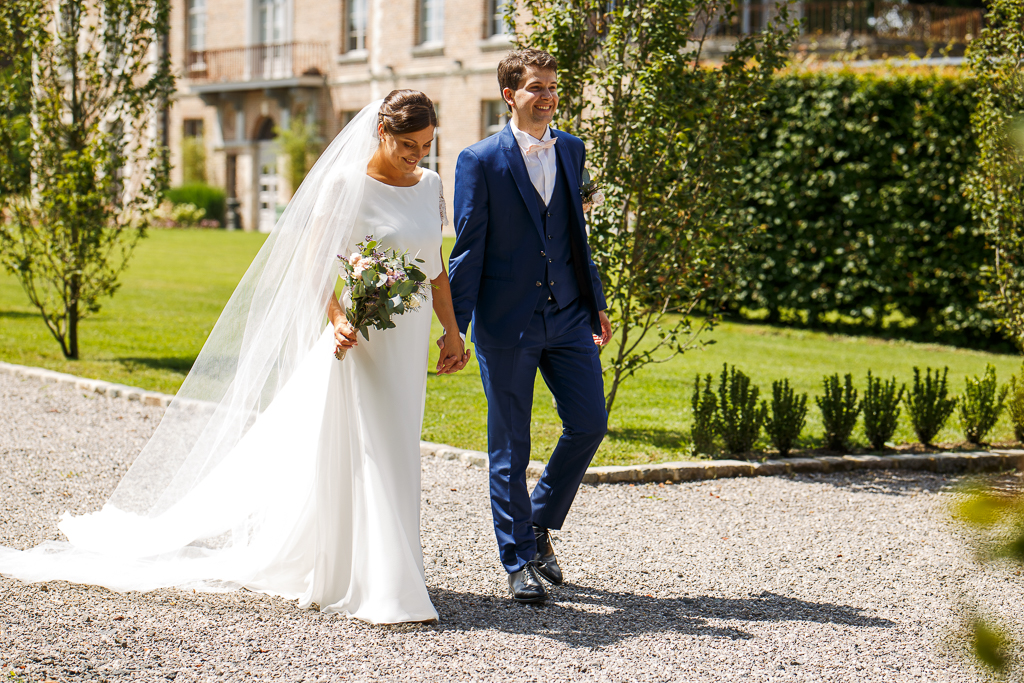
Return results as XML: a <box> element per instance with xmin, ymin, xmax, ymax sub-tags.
<box><xmin>166</xmin><ymin>183</ymin><xmax>226</xmax><ymax>225</ymax></box>
<box><xmin>905</xmin><ymin>366</ymin><xmax>958</xmax><ymax>446</ymax></box>
<box><xmin>959</xmin><ymin>364</ymin><xmax>1009</xmax><ymax>445</ymax></box>
<box><xmin>816</xmin><ymin>373</ymin><xmax>861</xmax><ymax>452</ymax></box>
<box><xmin>761</xmin><ymin>379</ymin><xmax>808</xmax><ymax>457</ymax></box>
<box><xmin>731</xmin><ymin>71</ymin><xmax>1006</xmax><ymax>350</ymax></box>
<box><xmin>1008</xmin><ymin>363</ymin><xmax>1024</xmax><ymax>443</ymax></box>
<box><xmin>690</xmin><ymin>374</ymin><xmax>718</xmax><ymax>456</ymax></box>
<box><xmin>963</xmin><ymin>0</ymin><xmax>1024</xmax><ymax>353</ymax></box>
<box><xmin>714</xmin><ymin>364</ymin><xmax>765</xmax><ymax>455</ymax></box>
<box><xmin>862</xmin><ymin>371</ymin><xmax>905</xmax><ymax>451</ymax></box>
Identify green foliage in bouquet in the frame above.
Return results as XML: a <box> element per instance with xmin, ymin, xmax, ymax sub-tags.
<box><xmin>510</xmin><ymin>0</ymin><xmax>798</xmax><ymax>413</ymax></box>
<box><xmin>964</xmin><ymin>0</ymin><xmax>1024</xmax><ymax>352</ymax></box>
<box><xmin>1008</xmin><ymin>363</ymin><xmax>1024</xmax><ymax>443</ymax></box>
<box><xmin>958</xmin><ymin>364</ymin><xmax>1008</xmax><ymax>445</ymax></box>
<box><xmin>905</xmin><ymin>366</ymin><xmax>958</xmax><ymax>446</ymax></box>
<box><xmin>338</xmin><ymin>239</ymin><xmax>429</xmax><ymax>342</ymax></box>
<box><xmin>690</xmin><ymin>373</ymin><xmax>718</xmax><ymax>456</ymax></box>
<box><xmin>714</xmin><ymin>364</ymin><xmax>765</xmax><ymax>455</ymax></box>
<box><xmin>761</xmin><ymin>379</ymin><xmax>808</xmax><ymax>457</ymax></box>
<box><xmin>817</xmin><ymin>373</ymin><xmax>861</xmax><ymax>452</ymax></box>
<box><xmin>862</xmin><ymin>371</ymin><xmax>905</xmax><ymax>451</ymax></box>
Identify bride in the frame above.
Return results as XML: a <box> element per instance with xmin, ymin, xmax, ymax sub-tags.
<box><xmin>0</xmin><ymin>91</ymin><xmax>469</xmax><ymax>624</ymax></box>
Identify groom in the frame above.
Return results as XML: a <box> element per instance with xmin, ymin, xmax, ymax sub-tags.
<box><xmin>447</xmin><ymin>49</ymin><xmax>613</xmax><ymax>603</ymax></box>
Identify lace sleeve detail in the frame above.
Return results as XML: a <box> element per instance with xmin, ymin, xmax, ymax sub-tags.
<box><xmin>439</xmin><ymin>178</ymin><xmax>449</xmax><ymax>228</ymax></box>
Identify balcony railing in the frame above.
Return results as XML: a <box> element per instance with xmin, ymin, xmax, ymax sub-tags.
<box><xmin>186</xmin><ymin>42</ymin><xmax>329</xmax><ymax>84</ymax></box>
<box><xmin>707</xmin><ymin>1</ymin><xmax>983</xmax><ymax>44</ymax></box>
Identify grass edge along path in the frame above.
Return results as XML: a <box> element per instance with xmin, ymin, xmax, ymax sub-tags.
<box><xmin>1</xmin><ymin>230</ymin><xmax>1021</xmax><ymax>466</ymax></box>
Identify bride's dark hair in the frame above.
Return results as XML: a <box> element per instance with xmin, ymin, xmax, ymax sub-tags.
<box><xmin>379</xmin><ymin>90</ymin><xmax>438</xmax><ymax>135</ymax></box>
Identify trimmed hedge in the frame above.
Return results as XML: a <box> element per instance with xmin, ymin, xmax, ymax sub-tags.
<box><xmin>166</xmin><ymin>183</ymin><xmax>226</xmax><ymax>225</ymax></box>
<box><xmin>732</xmin><ymin>71</ymin><xmax>1009</xmax><ymax>350</ymax></box>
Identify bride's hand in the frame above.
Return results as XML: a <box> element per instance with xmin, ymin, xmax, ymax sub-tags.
<box><xmin>436</xmin><ymin>331</ymin><xmax>470</xmax><ymax>375</ymax></box>
<box><xmin>334</xmin><ymin>318</ymin><xmax>358</xmax><ymax>353</ymax></box>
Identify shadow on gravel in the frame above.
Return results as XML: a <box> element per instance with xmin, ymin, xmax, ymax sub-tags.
<box><xmin>793</xmin><ymin>471</ymin><xmax>956</xmax><ymax>497</ymax></box>
<box><xmin>429</xmin><ymin>587</ymin><xmax>893</xmax><ymax>647</ymax></box>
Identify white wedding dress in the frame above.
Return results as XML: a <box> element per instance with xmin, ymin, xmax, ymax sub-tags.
<box><xmin>0</xmin><ymin>168</ymin><xmax>445</xmax><ymax>625</ymax></box>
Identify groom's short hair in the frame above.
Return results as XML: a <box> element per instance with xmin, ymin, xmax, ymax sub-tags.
<box><xmin>498</xmin><ymin>49</ymin><xmax>558</xmax><ymax>112</ymax></box>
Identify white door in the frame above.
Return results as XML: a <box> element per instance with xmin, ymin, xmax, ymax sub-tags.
<box><xmin>258</xmin><ymin>143</ymin><xmax>278</xmax><ymax>233</ymax></box>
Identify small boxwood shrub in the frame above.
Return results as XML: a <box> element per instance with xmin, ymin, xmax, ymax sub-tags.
<box><xmin>714</xmin><ymin>364</ymin><xmax>765</xmax><ymax>455</ymax></box>
<box><xmin>863</xmin><ymin>371</ymin><xmax>905</xmax><ymax>451</ymax></box>
<box><xmin>959</xmin><ymin>365</ymin><xmax>1008</xmax><ymax>445</ymax></box>
<box><xmin>1008</xmin><ymin>364</ymin><xmax>1024</xmax><ymax>444</ymax></box>
<box><xmin>762</xmin><ymin>379</ymin><xmax>808</xmax><ymax>457</ymax></box>
<box><xmin>817</xmin><ymin>373</ymin><xmax>861</xmax><ymax>452</ymax></box>
<box><xmin>904</xmin><ymin>366</ymin><xmax>958</xmax><ymax>446</ymax></box>
<box><xmin>690</xmin><ymin>373</ymin><xmax>718</xmax><ymax>456</ymax></box>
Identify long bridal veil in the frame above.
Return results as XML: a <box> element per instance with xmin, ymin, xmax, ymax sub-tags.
<box><xmin>0</xmin><ymin>101</ymin><xmax>385</xmax><ymax>592</ymax></box>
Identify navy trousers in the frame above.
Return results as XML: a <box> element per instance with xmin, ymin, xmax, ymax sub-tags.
<box><xmin>475</xmin><ymin>296</ymin><xmax>608</xmax><ymax>574</ymax></box>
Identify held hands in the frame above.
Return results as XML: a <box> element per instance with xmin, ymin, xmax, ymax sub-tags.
<box><xmin>435</xmin><ymin>331</ymin><xmax>471</xmax><ymax>375</ymax></box>
<box><xmin>593</xmin><ymin>310</ymin><xmax>612</xmax><ymax>347</ymax></box>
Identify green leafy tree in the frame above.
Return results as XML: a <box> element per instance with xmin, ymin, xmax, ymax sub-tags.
<box><xmin>275</xmin><ymin>115</ymin><xmax>321</xmax><ymax>198</ymax></box>
<box><xmin>964</xmin><ymin>0</ymin><xmax>1024</xmax><ymax>351</ymax></box>
<box><xmin>0</xmin><ymin>0</ymin><xmax>172</xmax><ymax>360</ymax></box>
<box><xmin>511</xmin><ymin>0</ymin><xmax>797</xmax><ymax>412</ymax></box>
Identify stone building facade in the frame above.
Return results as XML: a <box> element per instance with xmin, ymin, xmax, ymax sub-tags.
<box><xmin>167</xmin><ymin>0</ymin><xmax>515</xmax><ymax>232</ymax></box>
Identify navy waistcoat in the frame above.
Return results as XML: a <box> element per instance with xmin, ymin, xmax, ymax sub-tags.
<box><xmin>536</xmin><ymin>168</ymin><xmax>580</xmax><ymax>309</ymax></box>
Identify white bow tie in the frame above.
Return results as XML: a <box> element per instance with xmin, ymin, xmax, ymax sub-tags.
<box><xmin>524</xmin><ymin>138</ymin><xmax>557</xmax><ymax>156</ymax></box>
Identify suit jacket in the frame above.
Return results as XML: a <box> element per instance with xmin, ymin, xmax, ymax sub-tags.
<box><xmin>448</xmin><ymin>124</ymin><xmax>607</xmax><ymax>349</ymax></box>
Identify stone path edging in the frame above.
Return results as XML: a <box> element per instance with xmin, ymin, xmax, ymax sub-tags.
<box><xmin>4</xmin><ymin>360</ymin><xmax>1022</xmax><ymax>484</ymax></box>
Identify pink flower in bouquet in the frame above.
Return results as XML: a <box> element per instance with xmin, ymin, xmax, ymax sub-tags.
<box><xmin>348</xmin><ymin>252</ymin><xmax>362</xmax><ymax>266</ymax></box>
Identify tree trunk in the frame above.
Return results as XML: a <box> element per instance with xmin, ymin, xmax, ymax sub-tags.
<box><xmin>67</xmin><ymin>278</ymin><xmax>80</xmax><ymax>360</ymax></box>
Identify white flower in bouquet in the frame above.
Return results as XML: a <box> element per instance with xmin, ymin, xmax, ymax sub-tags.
<box><xmin>334</xmin><ymin>237</ymin><xmax>431</xmax><ymax>360</ymax></box>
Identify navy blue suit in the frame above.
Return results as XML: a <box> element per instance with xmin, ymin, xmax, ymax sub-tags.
<box><xmin>449</xmin><ymin>124</ymin><xmax>608</xmax><ymax>574</ymax></box>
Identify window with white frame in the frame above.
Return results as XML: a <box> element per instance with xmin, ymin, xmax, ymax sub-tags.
<box><xmin>418</xmin><ymin>0</ymin><xmax>444</xmax><ymax>45</ymax></box>
<box><xmin>188</xmin><ymin>0</ymin><xmax>206</xmax><ymax>51</ymax></box>
<box><xmin>482</xmin><ymin>100</ymin><xmax>508</xmax><ymax>138</ymax></box>
<box><xmin>345</xmin><ymin>0</ymin><xmax>368</xmax><ymax>52</ymax></box>
<box><xmin>485</xmin><ymin>0</ymin><xmax>508</xmax><ymax>38</ymax></box>
<box><xmin>258</xmin><ymin>0</ymin><xmax>287</xmax><ymax>44</ymax></box>
<box><xmin>418</xmin><ymin>105</ymin><xmax>440</xmax><ymax>172</ymax></box>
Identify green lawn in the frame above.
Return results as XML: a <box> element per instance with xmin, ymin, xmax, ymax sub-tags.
<box><xmin>1</xmin><ymin>230</ymin><xmax>1020</xmax><ymax>465</ymax></box>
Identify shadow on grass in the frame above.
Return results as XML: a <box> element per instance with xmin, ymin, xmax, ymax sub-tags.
<box><xmin>606</xmin><ymin>427</ymin><xmax>688</xmax><ymax>451</ymax></box>
<box><xmin>118</xmin><ymin>357</ymin><xmax>195</xmax><ymax>375</ymax></box>
<box><xmin>428</xmin><ymin>586</ymin><xmax>893</xmax><ymax>647</ymax></box>
<box><xmin>0</xmin><ymin>310</ymin><xmax>40</xmax><ymax>320</ymax></box>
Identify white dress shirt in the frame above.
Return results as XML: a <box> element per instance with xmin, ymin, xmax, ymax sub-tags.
<box><xmin>510</xmin><ymin>120</ymin><xmax>557</xmax><ymax>206</ymax></box>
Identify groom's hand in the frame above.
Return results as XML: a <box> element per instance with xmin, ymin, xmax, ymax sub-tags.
<box><xmin>436</xmin><ymin>332</ymin><xmax>471</xmax><ymax>375</ymax></box>
<box><xmin>594</xmin><ymin>310</ymin><xmax>612</xmax><ymax>346</ymax></box>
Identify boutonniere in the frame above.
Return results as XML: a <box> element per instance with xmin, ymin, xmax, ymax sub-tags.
<box><xmin>580</xmin><ymin>168</ymin><xmax>604</xmax><ymax>212</ymax></box>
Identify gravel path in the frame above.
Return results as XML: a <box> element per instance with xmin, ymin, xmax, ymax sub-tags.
<box><xmin>2</xmin><ymin>372</ymin><xmax>1022</xmax><ymax>682</ymax></box>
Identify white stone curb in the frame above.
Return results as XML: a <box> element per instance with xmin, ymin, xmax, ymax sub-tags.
<box><xmin>0</xmin><ymin>361</ymin><xmax>174</xmax><ymax>407</ymax></box>
<box><xmin>5</xmin><ymin>360</ymin><xmax>1022</xmax><ymax>484</ymax></box>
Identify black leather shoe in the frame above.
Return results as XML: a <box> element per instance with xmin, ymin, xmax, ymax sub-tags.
<box><xmin>532</xmin><ymin>525</ymin><xmax>563</xmax><ymax>585</ymax></box>
<box><xmin>508</xmin><ymin>563</ymin><xmax>547</xmax><ymax>603</ymax></box>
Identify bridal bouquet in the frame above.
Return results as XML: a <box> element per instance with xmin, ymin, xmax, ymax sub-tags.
<box><xmin>334</xmin><ymin>237</ymin><xmax>430</xmax><ymax>360</ymax></box>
